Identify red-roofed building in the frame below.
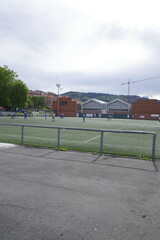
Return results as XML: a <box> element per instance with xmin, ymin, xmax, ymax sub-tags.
<box><xmin>29</xmin><ymin>90</ymin><xmax>56</xmax><ymax>109</ymax></box>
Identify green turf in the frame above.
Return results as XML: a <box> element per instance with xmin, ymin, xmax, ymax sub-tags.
<box><xmin>0</xmin><ymin>116</ymin><xmax>160</xmax><ymax>159</ymax></box>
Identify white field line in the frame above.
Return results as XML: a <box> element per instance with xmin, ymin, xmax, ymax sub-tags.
<box><xmin>83</xmin><ymin>128</ymin><xmax>123</xmax><ymax>143</ymax></box>
<box><xmin>84</xmin><ymin>134</ymin><xmax>101</xmax><ymax>143</ymax></box>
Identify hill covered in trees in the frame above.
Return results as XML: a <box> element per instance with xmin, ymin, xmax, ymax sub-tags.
<box><xmin>63</xmin><ymin>91</ymin><xmax>146</xmax><ymax>103</ymax></box>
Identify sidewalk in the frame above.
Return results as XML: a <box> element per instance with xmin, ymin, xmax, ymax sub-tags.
<box><xmin>0</xmin><ymin>144</ymin><xmax>160</xmax><ymax>240</ymax></box>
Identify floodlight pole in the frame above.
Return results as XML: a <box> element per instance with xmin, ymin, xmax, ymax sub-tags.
<box><xmin>56</xmin><ymin>83</ymin><xmax>60</xmax><ymax>116</ymax></box>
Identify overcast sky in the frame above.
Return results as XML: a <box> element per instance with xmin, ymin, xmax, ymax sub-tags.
<box><xmin>1</xmin><ymin>0</ymin><xmax>160</xmax><ymax>99</ymax></box>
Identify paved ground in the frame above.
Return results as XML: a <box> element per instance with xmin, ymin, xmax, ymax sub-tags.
<box><xmin>0</xmin><ymin>144</ymin><xmax>160</xmax><ymax>240</ymax></box>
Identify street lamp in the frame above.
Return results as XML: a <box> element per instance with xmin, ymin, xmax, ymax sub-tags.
<box><xmin>56</xmin><ymin>84</ymin><xmax>61</xmax><ymax>116</ymax></box>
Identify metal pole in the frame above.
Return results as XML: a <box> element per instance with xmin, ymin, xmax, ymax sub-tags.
<box><xmin>57</xmin><ymin>88</ymin><xmax>59</xmax><ymax>116</ymax></box>
<box><xmin>152</xmin><ymin>133</ymin><xmax>159</xmax><ymax>171</ymax></box>
<box><xmin>100</xmin><ymin>131</ymin><xmax>104</xmax><ymax>155</ymax></box>
<box><xmin>56</xmin><ymin>83</ymin><xmax>60</xmax><ymax>116</ymax></box>
<box><xmin>152</xmin><ymin>133</ymin><xmax>156</xmax><ymax>162</ymax></box>
<box><xmin>21</xmin><ymin>126</ymin><xmax>24</xmax><ymax>145</ymax></box>
<box><xmin>57</xmin><ymin>128</ymin><xmax>61</xmax><ymax>150</ymax></box>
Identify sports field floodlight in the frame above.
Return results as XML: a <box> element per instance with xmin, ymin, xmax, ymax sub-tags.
<box><xmin>56</xmin><ymin>83</ymin><xmax>61</xmax><ymax>92</ymax></box>
<box><xmin>56</xmin><ymin>84</ymin><xmax>61</xmax><ymax>116</ymax></box>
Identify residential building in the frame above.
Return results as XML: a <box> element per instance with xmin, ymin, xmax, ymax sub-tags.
<box><xmin>29</xmin><ymin>90</ymin><xmax>56</xmax><ymax>109</ymax></box>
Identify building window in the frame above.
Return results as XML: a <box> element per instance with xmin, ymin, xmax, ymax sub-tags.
<box><xmin>60</xmin><ymin>101</ymin><xmax>68</xmax><ymax>105</ymax></box>
<box><xmin>83</xmin><ymin>108</ymin><xmax>101</xmax><ymax>110</ymax></box>
<box><xmin>108</xmin><ymin>108</ymin><xmax>128</xmax><ymax>111</ymax></box>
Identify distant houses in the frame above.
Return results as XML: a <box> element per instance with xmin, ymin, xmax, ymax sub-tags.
<box><xmin>29</xmin><ymin>90</ymin><xmax>160</xmax><ymax>120</ymax></box>
<box><xmin>29</xmin><ymin>90</ymin><xmax>57</xmax><ymax>109</ymax></box>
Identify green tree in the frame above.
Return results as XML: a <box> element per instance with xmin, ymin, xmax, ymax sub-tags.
<box><xmin>30</xmin><ymin>96</ymin><xmax>46</xmax><ymax>109</ymax></box>
<box><xmin>27</xmin><ymin>97</ymin><xmax>34</xmax><ymax>108</ymax></box>
<box><xmin>0</xmin><ymin>65</ymin><xmax>18</xmax><ymax>107</ymax></box>
<box><xmin>0</xmin><ymin>65</ymin><xmax>29</xmax><ymax>109</ymax></box>
<box><xmin>10</xmin><ymin>80</ymin><xmax>29</xmax><ymax>108</ymax></box>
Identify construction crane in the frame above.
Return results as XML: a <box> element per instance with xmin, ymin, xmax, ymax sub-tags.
<box><xmin>121</xmin><ymin>75</ymin><xmax>160</xmax><ymax>102</ymax></box>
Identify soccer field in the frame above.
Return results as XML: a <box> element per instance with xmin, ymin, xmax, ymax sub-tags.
<box><xmin>0</xmin><ymin>116</ymin><xmax>160</xmax><ymax>159</ymax></box>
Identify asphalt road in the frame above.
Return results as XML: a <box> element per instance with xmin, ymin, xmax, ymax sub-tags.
<box><xmin>0</xmin><ymin>144</ymin><xmax>160</xmax><ymax>240</ymax></box>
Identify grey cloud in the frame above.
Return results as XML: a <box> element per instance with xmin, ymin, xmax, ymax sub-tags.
<box><xmin>1</xmin><ymin>0</ymin><xmax>160</xmax><ymax>99</ymax></box>
<box><xmin>97</xmin><ymin>23</ymin><xmax>129</xmax><ymax>40</ymax></box>
<box><xmin>13</xmin><ymin>62</ymin><xmax>160</xmax><ymax>97</ymax></box>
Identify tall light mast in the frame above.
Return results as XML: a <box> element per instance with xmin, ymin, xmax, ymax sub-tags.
<box><xmin>56</xmin><ymin>83</ymin><xmax>61</xmax><ymax>116</ymax></box>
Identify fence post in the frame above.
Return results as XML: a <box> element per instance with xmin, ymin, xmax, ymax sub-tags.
<box><xmin>152</xmin><ymin>133</ymin><xmax>156</xmax><ymax>162</ymax></box>
<box><xmin>57</xmin><ymin>128</ymin><xmax>61</xmax><ymax>150</ymax></box>
<box><xmin>152</xmin><ymin>133</ymin><xmax>159</xmax><ymax>171</ymax></box>
<box><xmin>100</xmin><ymin>131</ymin><xmax>104</xmax><ymax>155</ymax></box>
<box><xmin>21</xmin><ymin>126</ymin><xmax>24</xmax><ymax>145</ymax></box>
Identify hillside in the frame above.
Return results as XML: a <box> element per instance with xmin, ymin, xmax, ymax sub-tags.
<box><xmin>63</xmin><ymin>91</ymin><xmax>145</xmax><ymax>103</ymax></box>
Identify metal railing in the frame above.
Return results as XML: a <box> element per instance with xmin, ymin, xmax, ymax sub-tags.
<box><xmin>0</xmin><ymin>122</ymin><xmax>157</xmax><ymax>161</ymax></box>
